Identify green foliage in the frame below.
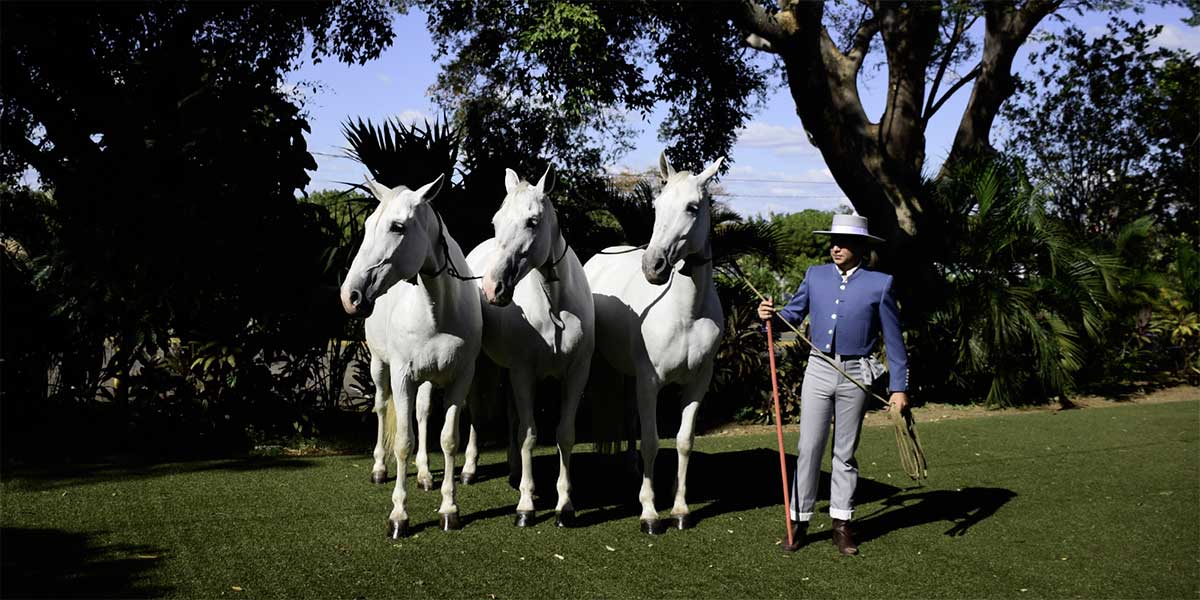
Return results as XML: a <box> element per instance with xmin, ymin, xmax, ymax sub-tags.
<box><xmin>734</xmin><ymin>210</ymin><xmax>841</xmax><ymax>302</ymax></box>
<box><xmin>0</xmin><ymin>2</ymin><xmax>395</xmax><ymax>446</ymax></box>
<box><xmin>426</xmin><ymin>0</ymin><xmax>773</xmax><ymax>176</ymax></box>
<box><xmin>1002</xmin><ymin>18</ymin><xmax>1199</xmax><ymax>251</ymax></box>
<box><xmin>914</xmin><ymin>160</ymin><xmax>1126</xmax><ymax>407</ymax></box>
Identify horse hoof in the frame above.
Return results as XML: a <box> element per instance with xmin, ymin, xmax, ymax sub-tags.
<box><xmin>418</xmin><ymin>478</ymin><xmax>434</xmax><ymax>492</ymax></box>
<box><xmin>460</xmin><ymin>472</ymin><xmax>476</xmax><ymax>485</ymax></box>
<box><xmin>640</xmin><ymin>519</ymin><xmax>665</xmax><ymax>535</ymax></box>
<box><xmin>371</xmin><ymin>471</ymin><xmax>388</xmax><ymax>485</ymax></box>
<box><xmin>673</xmin><ymin>514</ymin><xmax>694</xmax><ymax>530</ymax></box>
<box><xmin>555</xmin><ymin>509</ymin><xmax>575</xmax><ymax>528</ymax></box>
<box><xmin>514</xmin><ymin>511</ymin><xmax>536</xmax><ymax>528</ymax></box>
<box><xmin>440</xmin><ymin>513</ymin><xmax>461</xmax><ymax>531</ymax></box>
<box><xmin>387</xmin><ymin>519</ymin><xmax>409</xmax><ymax>539</ymax></box>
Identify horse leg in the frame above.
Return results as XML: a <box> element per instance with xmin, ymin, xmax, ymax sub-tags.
<box><xmin>670</xmin><ymin>362</ymin><xmax>713</xmax><ymax>530</ymax></box>
<box><xmin>511</xmin><ymin>369</ymin><xmax>538</xmax><ymax>526</ymax></box>
<box><xmin>437</xmin><ymin>366</ymin><xmax>473</xmax><ymax>531</ymax></box>
<box><xmin>461</xmin><ymin>356</ymin><xmax>497</xmax><ymax>485</ymax></box>
<box><xmin>623</xmin><ymin>375</ymin><xmax>640</xmax><ymax>475</ymax></box>
<box><xmin>635</xmin><ymin>375</ymin><xmax>663</xmax><ymax>534</ymax></box>
<box><xmin>553</xmin><ymin>359</ymin><xmax>588</xmax><ymax>527</ymax></box>
<box><xmin>414</xmin><ymin>382</ymin><xmax>434</xmax><ymax>492</ymax></box>
<box><xmin>387</xmin><ymin>376</ymin><xmax>418</xmax><ymax>539</ymax></box>
<box><xmin>370</xmin><ymin>356</ymin><xmax>390</xmax><ymax>484</ymax></box>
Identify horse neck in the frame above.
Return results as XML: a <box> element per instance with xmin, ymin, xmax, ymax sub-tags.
<box><xmin>416</xmin><ymin>207</ymin><xmax>459</xmax><ymax>311</ymax></box>
<box><xmin>537</xmin><ymin>221</ymin><xmax>571</xmax><ymax>307</ymax></box>
<box><xmin>675</xmin><ymin>240</ymin><xmax>715</xmax><ymax>315</ymax></box>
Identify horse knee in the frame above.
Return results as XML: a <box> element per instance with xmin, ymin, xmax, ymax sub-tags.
<box><xmin>675</xmin><ymin>435</ymin><xmax>693</xmax><ymax>456</ymax></box>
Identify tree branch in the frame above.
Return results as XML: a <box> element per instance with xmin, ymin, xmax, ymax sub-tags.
<box><xmin>924</xmin><ymin>8</ymin><xmax>968</xmax><ymax>119</ymax></box>
<box><xmin>923</xmin><ymin>63</ymin><xmax>981</xmax><ymax>127</ymax></box>
<box><xmin>942</xmin><ymin>0</ymin><xmax>1062</xmax><ymax>176</ymax></box>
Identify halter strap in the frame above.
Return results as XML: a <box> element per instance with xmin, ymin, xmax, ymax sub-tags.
<box><xmin>410</xmin><ymin>210</ymin><xmax>481</xmax><ymax>284</ymax></box>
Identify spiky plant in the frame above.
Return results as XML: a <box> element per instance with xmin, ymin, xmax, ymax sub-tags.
<box><xmin>341</xmin><ymin>116</ymin><xmax>460</xmax><ymax>190</ymax></box>
<box><xmin>923</xmin><ymin>160</ymin><xmax>1126</xmax><ymax>407</ymax></box>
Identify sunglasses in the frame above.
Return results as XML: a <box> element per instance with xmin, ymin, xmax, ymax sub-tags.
<box><xmin>829</xmin><ymin>236</ymin><xmax>861</xmax><ymax>249</ymax></box>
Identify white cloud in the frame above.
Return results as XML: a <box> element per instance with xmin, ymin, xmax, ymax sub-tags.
<box><xmin>376</xmin><ymin>73</ymin><xmax>394</xmax><ymax>84</ymax></box>
<box><xmin>734</xmin><ymin>122</ymin><xmax>819</xmax><ymax>156</ymax></box>
<box><xmin>1153</xmin><ymin>23</ymin><xmax>1200</xmax><ymax>53</ymax></box>
<box><xmin>394</xmin><ymin>109</ymin><xmax>430</xmax><ymax>125</ymax></box>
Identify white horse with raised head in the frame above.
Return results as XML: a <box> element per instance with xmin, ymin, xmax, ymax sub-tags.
<box><xmin>584</xmin><ymin>152</ymin><xmax>725</xmax><ymax>534</ymax></box>
<box><xmin>461</xmin><ymin>165</ymin><xmax>595</xmax><ymax>527</ymax></box>
<box><xmin>340</xmin><ymin>174</ymin><xmax>482</xmax><ymax>538</ymax></box>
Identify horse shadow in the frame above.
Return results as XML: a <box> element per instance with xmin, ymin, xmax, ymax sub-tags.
<box><xmin>509</xmin><ymin>448</ymin><xmax>908</xmax><ymax>528</ymax></box>
<box><xmin>1</xmin><ymin>527</ymin><xmax>172</xmax><ymax>598</ymax></box>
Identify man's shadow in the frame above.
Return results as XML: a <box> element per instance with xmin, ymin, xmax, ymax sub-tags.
<box><xmin>849</xmin><ymin>487</ymin><xmax>1017</xmax><ymax>543</ymax></box>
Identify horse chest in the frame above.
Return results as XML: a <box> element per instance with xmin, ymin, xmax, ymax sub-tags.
<box><xmin>644</xmin><ymin>316</ymin><xmax>721</xmax><ymax>381</ymax></box>
<box><xmin>384</xmin><ymin>289</ymin><xmax>473</xmax><ymax>384</ymax></box>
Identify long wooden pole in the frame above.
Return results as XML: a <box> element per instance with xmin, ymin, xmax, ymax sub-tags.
<box><xmin>766</xmin><ymin>320</ymin><xmax>794</xmax><ymax>547</ymax></box>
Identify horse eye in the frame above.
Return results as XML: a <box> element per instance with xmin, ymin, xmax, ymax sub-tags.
<box><xmin>526</xmin><ymin>218</ymin><xmax>539</xmax><ymax>229</ymax></box>
<box><xmin>390</xmin><ymin>222</ymin><xmax>405</xmax><ymax>234</ymax></box>
<box><xmin>686</xmin><ymin>204</ymin><xmax>700</xmax><ymax>214</ymax></box>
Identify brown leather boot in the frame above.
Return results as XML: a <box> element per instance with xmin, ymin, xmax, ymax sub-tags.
<box><xmin>782</xmin><ymin>521</ymin><xmax>807</xmax><ymax>552</ymax></box>
<box><xmin>831</xmin><ymin>518</ymin><xmax>859</xmax><ymax>555</ymax></box>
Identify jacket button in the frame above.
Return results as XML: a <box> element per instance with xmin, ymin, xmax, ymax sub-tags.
<box><xmin>839</xmin><ymin>285</ymin><xmax>846</xmax><ymax>290</ymax></box>
<box><xmin>831</xmin><ymin>314</ymin><xmax>837</xmax><ymax>319</ymax></box>
<box><xmin>827</xmin><ymin>329</ymin><xmax>833</xmax><ymax>335</ymax></box>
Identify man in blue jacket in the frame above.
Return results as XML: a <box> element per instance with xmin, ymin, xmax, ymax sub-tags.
<box><xmin>757</xmin><ymin>214</ymin><xmax>909</xmax><ymax>555</ymax></box>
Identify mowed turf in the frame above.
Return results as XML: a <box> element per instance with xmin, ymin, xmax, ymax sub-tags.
<box><xmin>3</xmin><ymin>399</ymin><xmax>1198</xmax><ymax>599</ymax></box>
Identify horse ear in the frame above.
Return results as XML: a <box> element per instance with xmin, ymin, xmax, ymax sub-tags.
<box><xmin>536</xmin><ymin>164</ymin><xmax>555</xmax><ymax>195</ymax></box>
<box><xmin>697</xmin><ymin>156</ymin><xmax>725</xmax><ymax>183</ymax></box>
<box><xmin>413</xmin><ymin>173</ymin><xmax>444</xmax><ymax>204</ymax></box>
<box><xmin>658</xmin><ymin>151</ymin><xmax>676</xmax><ymax>180</ymax></box>
<box><xmin>504</xmin><ymin>168</ymin><xmax>521</xmax><ymax>194</ymax></box>
<box><xmin>364</xmin><ymin>177</ymin><xmax>390</xmax><ymax>202</ymax></box>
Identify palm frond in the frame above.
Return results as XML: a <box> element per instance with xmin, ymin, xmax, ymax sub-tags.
<box><xmin>341</xmin><ymin>115</ymin><xmax>460</xmax><ymax>190</ymax></box>
<box><xmin>712</xmin><ymin>220</ymin><xmax>790</xmax><ymax>268</ymax></box>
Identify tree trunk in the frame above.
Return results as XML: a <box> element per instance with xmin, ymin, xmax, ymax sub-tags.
<box><xmin>736</xmin><ymin>0</ymin><xmax>1060</xmax><ymax>303</ymax></box>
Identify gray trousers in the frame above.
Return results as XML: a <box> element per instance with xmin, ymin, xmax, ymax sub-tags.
<box><xmin>791</xmin><ymin>352</ymin><xmax>869</xmax><ymax>522</ymax></box>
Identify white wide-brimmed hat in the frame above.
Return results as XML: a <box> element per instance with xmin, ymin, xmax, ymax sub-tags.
<box><xmin>812</xmin><ymin>214</ymin><xmax>885</xmax><ymax>243</ymax></box>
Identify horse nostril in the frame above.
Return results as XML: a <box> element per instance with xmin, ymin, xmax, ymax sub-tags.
<box><xmin>349</xmin><ymin>290</ymin><xmax>362</xmax><ymax>307</ymax></box>
<box><xmin>654</xmin><ymin>257</ymin><xmax>667</xmax><ymax>271</ymax></box>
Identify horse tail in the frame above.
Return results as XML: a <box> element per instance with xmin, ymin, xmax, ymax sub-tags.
<box><xmin>586</xmin><ymin>355</ymin><xmax>628</xmax><ymax>455</ymax></box>
<box><xmin>383</xmin><ymin>393</ymin><xmax>397</xmax><ymax>463</ymax></box>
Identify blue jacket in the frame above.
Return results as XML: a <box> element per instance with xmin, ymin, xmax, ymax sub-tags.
<box><xmin>774</xmin><ymin>263</ymin><xmax>909</xmax><ymax>392</ymax></box>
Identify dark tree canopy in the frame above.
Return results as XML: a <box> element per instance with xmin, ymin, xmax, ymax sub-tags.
<box><xmin>425</xmin><ymin>1</ymin><xmax>774</xmax><ymax>176</ymax></box>
<box><xmin>1002</xmin><ymin>19</ymin><xmax>1199</xmax><ymax>250</ymax></box>
<box><xmin>0</xmin><ymin>1</ymin><xmax>396</xmax><ymax>401</ymax></box>
<box><xmin>422</xmin><ymin>0</ymin><xmax>1110</xmax><ymax>300</ymax></box>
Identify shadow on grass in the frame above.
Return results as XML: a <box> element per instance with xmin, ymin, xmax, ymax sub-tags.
<box><xmin>1</xmin><ymin>527</ymin><xmax>171</xmax><ymax>598</ymax></box>
<box><xmin>460</xmin><ymin>448</ymin><xmax>909</xmax><ymax>529</ymax></box>
<box><xmin>3</xmin><ymin>457</ymin><xmax>319</xmax><ymax>492</ymax></box>
<box><xmin>849</xmin><ymin>487</ymin><xmax>1017</xmax><ymax>544</ymax></box>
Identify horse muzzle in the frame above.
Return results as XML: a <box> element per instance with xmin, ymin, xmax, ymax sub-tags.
<box><xmin>482</xmin><ymin>275</ymin><xmax>514</xmax><ymax>307</ymax></box>
<box><xmin>641</xmin><ymin>248</ymin><xmax>672</xmax><ymax>285</ymax></box>
<box><xmin>340</xmin><ymin>284</ymin><xmax>374</xmax><ymax>318</ymax></box>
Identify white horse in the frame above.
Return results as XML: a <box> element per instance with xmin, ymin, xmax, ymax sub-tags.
<box><xmin>584</xmin><ymin>152</ymin><xmax>725</xmax><ymax>534</ymax></box>
<box><xmin>340</xmin><ymin>174</ymin><xmax>482</xmax><ymax>538</ymax></box>
<box><xmin>461</xmin><ymin>165</ymin><xmax>595</xmax><ymax>527</ymax></box>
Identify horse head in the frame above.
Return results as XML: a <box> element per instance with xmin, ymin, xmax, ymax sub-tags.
<box><xmin>340</xmin><ymin>174</ymin><xmax>445</xmax><ymax>317</ymax></box>
<box><xmin>642</xmin><ymin>151</ymin><xmax>724</xmax><ymax>285</ymax></box>
<box><xmin>482</xmin><ymin>165</ymin><xmax>557</xmax><ymax>306</ymax></box>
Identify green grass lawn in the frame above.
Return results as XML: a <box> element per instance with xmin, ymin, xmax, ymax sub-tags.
<box><xmin>3</xmin><ymin>399</ymin><xmax>1198</xmax><ymax>599</ymax></box>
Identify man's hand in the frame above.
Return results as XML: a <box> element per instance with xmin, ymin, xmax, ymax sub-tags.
<box><xmin>888</xmin><ymin>392</ymin><xmax>909</xmax><ymax>413</ymax></box>
<box><xmin>757</xmin><ymin>298</ymin><xmax>775</xmax><ymax>321</ymax></box>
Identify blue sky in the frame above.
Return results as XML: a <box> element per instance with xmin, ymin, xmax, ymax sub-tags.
<box><xmin>287</xmin><ymin>4</ymin><xmax>1198</xmax><ymax>217</ymax></box>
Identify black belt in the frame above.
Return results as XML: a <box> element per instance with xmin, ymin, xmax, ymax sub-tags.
<box><xmin>813</xmin><ymin>349</ymin><xmax>865</xmax><ymax>361</ymax></box>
